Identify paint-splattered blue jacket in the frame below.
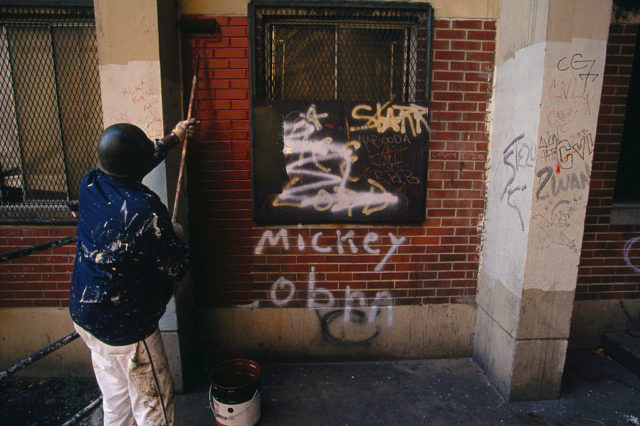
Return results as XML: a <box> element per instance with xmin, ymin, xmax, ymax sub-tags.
<box><xmin>70</xmin><ymin>168</ymin><xmax>189</xmax><ymax>346</ymax></box>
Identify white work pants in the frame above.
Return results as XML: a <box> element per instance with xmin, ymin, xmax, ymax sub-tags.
<box><xmin>75</xmin><ymin>324</ymin><xmax>174</xmax><ymax>426</ymax></box>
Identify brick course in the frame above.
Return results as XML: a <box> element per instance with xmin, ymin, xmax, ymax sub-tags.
<box><xmin>0</xmin><ymin>227</ymin><xmax>76</xmax><ymax>307</ymax></box>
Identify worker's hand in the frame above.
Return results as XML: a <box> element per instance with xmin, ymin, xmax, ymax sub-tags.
<box><xmin>172</xmin><ymin>118</ymin><xmax>198</xmax><ymax>143</ymax></box>
<box><xmin>172</xmin><ymin>220</ymin><xmax>184</xmax><ymax>239</ymax></box>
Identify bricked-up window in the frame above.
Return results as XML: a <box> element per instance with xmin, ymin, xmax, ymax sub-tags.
<box><xmin>0</xmin><ymin>5</ymin><xmax>102</xmax><ymax>223</ymax></box>
<box><xmin>250</xmin><ymin>1</ymin><xmax>433</xmax><ymax>224</ymax></box>
<box><xmin>613</xmin><ymin>28</ymin><xmax>640</xmax><ymax>203</ymax></box>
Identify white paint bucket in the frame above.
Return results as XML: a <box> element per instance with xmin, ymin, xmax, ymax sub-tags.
<box><xmin>208</xmin><ymin>359</ymin><xmax>261</xmax><ymax>426</ymax></box>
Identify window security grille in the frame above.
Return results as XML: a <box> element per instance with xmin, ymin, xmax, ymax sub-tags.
<box><xmin>0</xmin><ymin>6</ymin><xmax>102</xmax><ymax>223</ymax></box>
<box><xmin>251</xmin><ymin>1</ymin><xmax>433</xmax><ymax>104</ymax></box>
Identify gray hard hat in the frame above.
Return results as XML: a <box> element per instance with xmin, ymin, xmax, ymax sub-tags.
<box><xmin>97</xmin><ymin>123</ymin><xmax>156</xmax><ymax>178</ymax></box>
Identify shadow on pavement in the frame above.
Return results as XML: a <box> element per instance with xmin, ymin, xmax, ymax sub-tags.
<box><xmin>171</xmin><ymin>349</ymin><xmax>639</xmax><ymax>426</ymax></box>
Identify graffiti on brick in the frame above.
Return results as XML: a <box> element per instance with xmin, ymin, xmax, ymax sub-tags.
<box><xmin>235</xmin><ymin>228</ymin><xmax>405</xmax><ymax>344</ymax></box>
<box><xmin>624</xmin><ymin>236</ymin><xmax>640</xmax><ymax>274</ymax></box>
<box><xmin>319</xmin><ymin>288</ymin><xmax>393</xmax><ymax>346</ymax></box>
<box><xmin>254</xmin><ymin>228</ymin><xmax>405</xmax><ymax>271</ymax></box>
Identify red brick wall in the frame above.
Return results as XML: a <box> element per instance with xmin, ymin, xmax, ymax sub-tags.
<box><xmin>576</xmin><ymin>23</ymin><xmax>640</xmax><ymax>300</ymax></box>
<box><xmin>182</xmin><ymin>17</ymin><xmax>496</xmax><ymax>309</ymax></box>
<box><xmin>6</xmin><ymin>20</ymin><xmax>635</xmax><ymax>310</ymax></box>
<box><xmin>0</xmin><ymin>227</ymin><xmax>76</xmax><ymax>307</ymax></box>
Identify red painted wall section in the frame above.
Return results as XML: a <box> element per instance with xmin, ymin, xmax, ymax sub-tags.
<box><xmin>577</xmin><ymin>23</ymin><xmax>640</xmax><ymax>300</ymax></box>
<box><xmin>0</xmin><ymin>227</ymin><xmax>76</xmax><ymax>307</ymax></box>
<box><xmin>181</xmin><ymin>17</ymin><xmax>495</xmax><ymax>309</ymax></box>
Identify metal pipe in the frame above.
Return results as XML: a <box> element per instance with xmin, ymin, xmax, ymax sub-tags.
<box><xmin>0</xmin><ymin>234</ymin><xmax>76</xmax><ymax>263</ymax></box>
<box><xmin>0</xmin><ymin>331</ymin><xmax>79</xmax><ymax>380</ymax></box>
<box><xmin>61</xmin><ymin>396</ymin><xmax>102</xmax><ymax>426</ymax></box>
<box><xmin>0</xmin><ymin>217</ymin><xmax>78</xmax><ymax>225</ymax></box>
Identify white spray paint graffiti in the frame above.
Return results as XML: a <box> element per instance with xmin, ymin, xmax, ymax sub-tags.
<box><xmin>624</xmin><ymin>236</ymin><xmax>640</xmax><ymax>274</ymax></box>
<box><xmin>240</xmin><ymin>228</ymin><xmax>405</xmax><ymax>334</ymax></box>
<box><xmin>274</xmin><ymin>104</ymin><xmax>398</xmax><ymax>215</ymax></box>
<box><xmin>273</xmin><ymin>103</ymin><xmax>428</xmax><ymax>217</ymax></box>
<box><xmin>270</xmin><ymin>277</ymin><xmax>295</xmax><ymax>307</ymax></box>
<box><xmin>254</xmin><ymin>228</ymin><xmax>405</xmax><ymax>272</ymax></box>
<box><xmin>307</xmin><ymin>266</ymin><xmax>335</xmax><ymax>308</ymax></box>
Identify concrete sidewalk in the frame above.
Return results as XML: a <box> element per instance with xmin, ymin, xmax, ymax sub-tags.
<box><xmin>83</xmin><ymin>349</ymin><xmax>640</xmax><ymax>425</ymax></box>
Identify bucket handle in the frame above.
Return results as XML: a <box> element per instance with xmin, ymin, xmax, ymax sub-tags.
<box><xmin>209</xmin><ymin>386</ymin><xmax>259</xmax><ymax>422</ymax></box>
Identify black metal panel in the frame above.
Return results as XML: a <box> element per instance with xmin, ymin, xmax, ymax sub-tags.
<box><xmin>253</xmin><ymin>101</ymin><xmax>428</xmax><ymax>224</ymax></box>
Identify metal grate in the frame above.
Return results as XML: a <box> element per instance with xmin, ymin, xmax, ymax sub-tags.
<box><xmin>251</xmin><ymin>1</ymin><xmax>433</xmax><ymax>103</ymax></box>
<box><xmin>0</xmin><ymin>5</ymin><xmax>102</xmax><ymax>223</ymax></box>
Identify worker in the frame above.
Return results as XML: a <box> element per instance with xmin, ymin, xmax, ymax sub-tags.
<box><xmin>69</xmin><ymin>118</ymin><xmax>197</xmax><ymax>425</ymax></box>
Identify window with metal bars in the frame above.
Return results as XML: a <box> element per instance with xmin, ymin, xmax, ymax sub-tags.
<box><xmin>250</xmin><ymin>1</ymin><xmax>433</xmax><ymax>224</ymax></box>
<box><xmin>251</xmin><ymin>1</ymin><xmax>432</xmax><ymax>103</ymax></box>
<box><xmin>0</xmin><ymin>5</ymin><xmax>102</xmax><ymax>223</ymax></box>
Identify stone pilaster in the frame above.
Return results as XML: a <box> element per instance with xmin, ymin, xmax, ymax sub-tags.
<box><xmin>474</xmin><ymin>0</ymin><xmax>612</xmax><ymax>401</ymax></box>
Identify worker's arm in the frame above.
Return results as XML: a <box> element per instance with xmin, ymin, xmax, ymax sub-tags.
<box><xmin>149</xmin><ymin>118</ymin><xmax>199</xmax><ymax>169</ymax></box>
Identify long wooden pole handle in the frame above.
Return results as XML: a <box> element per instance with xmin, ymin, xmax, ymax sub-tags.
<box><xmin>172</xmin><ymin>55</ymin><xmax>199</xmax><ymax>223</ymax></box>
